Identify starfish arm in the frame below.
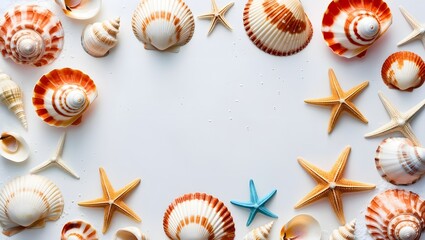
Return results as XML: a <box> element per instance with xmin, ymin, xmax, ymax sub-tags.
<box><xmin>258</xmin><ymin>189</ymin><xmax>277</xmax><ymax>205</ymax></box>
<box><xmin>330</xmin><ymin>147</ymin><xmax>350</xmax><ymax>182</ymax></box>
<box><xmin>297</xmin><ymin>158</ymin><xmax>330</xmax><ymax>184</ymax></box>
<box><xmin>114</xmin><ymin>179</ymin><xmax>141</xmax><ymax>200</ymax></box>
<box><xmin>398</xmin><ymin>29</ymin><xmax>425</xmax><ymax>46</ymax></box>
<box><xmin>102</xmin><ymin>204</ymin><xmax>115</xmax><ymax>233</ymax></box>
<box><xmin>336</xmin><ymin>179</ymin><xmax>376</xmax><ymax>192</ymax></box>
<box><xmin>220</xmin><ymin>2</ymin><xmax>234</xmax><ymax>14</ymax></box>
<box><xmin>78</xmin><ymin>198</ymin><xmax>110</xmax><ymax>207</ymax></box>
<box><xmin>198</xmin><ymin>13</ymin><xmax>215</xmax><ymax>19</ymax></box>
<box><xmin>328</xmin><ymin>69</ymin><xmax>344</xmax><ymax>98</ymax></box>
<box><xmin>249</xmin><ymin>179</ymin><xmax>259</xmax><ymax>203</ymax></box>
<box><xmin>328</xmin><ymin>190</ymin><xmax>346</xmax><ymax>224</ymax></box>
<box><xmin>399</xmin><ymin>6</ymin><xmax>423</xmax><ymax>30</ymax></box>
<box><xmin>29</xmin><ymin>161</ymin><xmax>53</xmax><ymax>174</ymax></box>
<box><xmin>345</xmin><ymin>81</ymin><xmax>369</xmax><ymax>100</ymax></box>
<box><xmin>401</xmin><ymin>124</ymin><xmax>421</xmax><ymax>146</ymax></box>
<box><xmin>344</xmin><ymin>102</ymin><xmax>368</xmax><ymax>123</ymax></box>
<box><xmin>258</xmin><ymin>206</ymin><xmax>278</xmax><ymax>218</ymax></box>
<box><xmin>294</xmin><ymin>185</ymin><xmax>329</xmax><ymax>209</ymax></box>
<box><xmin>53</xmin><ymin>132</ymin><xmax>66</xmax><ymax>159</ymax></box>
<box><xmin>99</xmin><ymin>168</ymin><xmax>114</xmax><ymax>200</ymax></box>
<box><xmin>327</xmin><ymin>104</ymin><xmax>344</xmax><ymax>133</ymax></box>
<box><xmin>230</xmin><ymin>200</ymin><xmax>255</xmax><ymax>208</ymax></box>
<box><xmin>378</xmin><ymin>92</ymin><xmax>402</xmax><ymax>119</ymax></box>
<box><xmin>246</xmin><ymin>208</ymin><xmax>259</xmax><ymax>226</ymax></box>
<box><xmin>404</xmin><ymin>98</ymin><xmax>425</xmax><ymax>121</ymax></box>
<box><xmin>211</xmin><ymin>0</ymin><xmax>218</xmax><ymax>11</ymax></box>
<box><xmin>218</xmin><ymin>15</ymin><xmax>232</xmax><ymax>30</ymax></box>
<box><xmin>115</xmin><ymin>201</ymin><xmax>141</xmax><ymax>222</ymax></box>
<box><xmin>304</xmin><ymin>96</ymin><xmax>339</xmax><ymax>106</ymax></box>
<box><xmin>207</xmin><ymin>17</ymin><xmax>219</xmax><ymax>35</ymax></box>
<box><xmin>364</xmin><ymin>121</ymin><xmax>398</xmax><ymax>138</ymax></box>
<box><xmin>56</xmin><ymin>160</ymin><xmax>80</xmax><ymax>179</ymax></box>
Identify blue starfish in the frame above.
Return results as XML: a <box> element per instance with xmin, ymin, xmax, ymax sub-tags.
<box><xmin>230</xmin><ymin>179</ymin><xmax>278</xmax><ymax>226</ymax></box>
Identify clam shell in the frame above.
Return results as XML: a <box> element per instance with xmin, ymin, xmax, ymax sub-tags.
<box><xmin>243</xmin><ymin>221</ymin><xmax>273</xmax><ymax>240</ymax></box>
<box><xmin>61</xmin><ymin>220</ymin><xmax>98</xmax><ymax>240</ymax></box>
<box><xmin>280</xmin><ymin>214</ymin><xmax>321</xmax><ymax>240</ymax></box>
<box><xmin>381</xmin><ymin>51</ymin><xmax>425</xmax><ymax>91</ymax></box>
<box><xmin>32</xmin><ymin>68</ymin><xmax>98</xmax><ymax>127</ymax></box>
<box><xmin>131</xmin><ymin>0</ymin><xmax>195</xmax><ymax>52</ymax></box>
<box><xmin>114</xmin><ymin>226</ymin><xmax>148</xmax><ymax>240</ymax></box>
<box><xmin>0</xmin><ymin>71</ymin><xmax>27</xmax><ymax>129</ymax></box>
<box><xmin>82</xmin><ymin>17</ymin><xmax>120</xmax><ymax>57</ymax></box>
<box><xmin>0</xmin><ymin>174</ymin><xmax>64</xmax><ymax>236</ymax></box>
<box><xmin>243</xmin><ymin>0</ymin><xmax>313</xmax><ymax>56</ymax></box>
<box><xmin>0</xmin><ymin>5</ymin><xmax>64</xmax><ymax>67</ymax></box>
<box><xmin>163</xmin><ymin>192</ymin><xmax>235</xmax><ymax>240</ymax></box>
<box><xmin>329</xmin><ymin>219</ymin><xmax>355</xmax><ymax>240</ymax></box>
<box><xmin>322</xmin><ymin>0</ymin><xmax>392</xmax><ymax>58</ymax></box>
<box><xmin>0</xmin><ymin>132</ymin><xmax>29</xmax><ymax>163</ymax></box>
<box><xmin>55</xmin><ymin>0</ymin><xmax>101</xmax><ymax>19</ymax></box>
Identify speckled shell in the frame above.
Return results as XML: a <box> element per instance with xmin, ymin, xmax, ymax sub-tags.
<box><xmin>0</xmin><ymin>132</ymin><xmax>29</xmax><ymax>163</ymax></box>
<box><xmin>0</xmin><ymin>174</ymin><xmax>64</xmax><ymax>236</ymax></box>
<box><xmin>163</xmin><ymin>193</ymin><xmax>235</xmax><ymax>240</ymax></box>
<box><xmin>82</xmin><ymin>17</ymin><xmax>120</xmax><ymax>57</ymax></box>
<box><xmin>243</xmin><ymin>221</ymin><xmax>273</xmax><ymax>240</ymax></box>
<box><xmin>32</xmin><ymin>68</ymin><xmax>97</xmax><ymax>127</ymax></box>
<box><xmin>330</xmin><ymin>219</ymin><xmax>355</xmax><ymax>240</ymax></box>
<box><xmin>0</xmin><ymin>71</ymin><xmax>27</xmax><ymax>129</ymax></box>
<box><xmin>114</xmin><ymin>226</ymin><xmax>148</xmax><ymax>240</ymax></box>
<box><xmin>381</xmin><ymin>51</ymin><xmax>425</xmax><ymax>91</ymax></box>
<box><xmin>0</xmin><ymin>5</ymin><xmax>64</xmax><ymax>67</ymax></box>
<box><xmin>280</xmin><ymin>214</ymin><xmax>321</xmax><ymax>240</ymax></box>
<box><xmin>243</xmin><ymin>0</ymin><xmax>313</xmax><ymax>56</ymax></box>
<box><xmin>55</xmin><ymin>0</ymin><xmax>101</xmax><ymax>20</ymax></box>
<box><xmin>365</xmin><ymin>189</ymin><xmax>425</xmax><ymax>240</ymax></box>
<box><xmin>322</xmin><ymin>0</ymin><xmax>392</xmax><ymax>58</ymax></box>
<box><xmin>61</xmin><ymin>220</ymin><xmax>98</xmax><ymax>240</ymax></box>
<box><xmin>131</xmin><ymin>0</ymin><xmax>195</xmax><ymax>52</ymax></box>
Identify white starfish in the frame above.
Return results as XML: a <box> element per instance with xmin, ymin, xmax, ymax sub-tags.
<box><xmin>30</xmin><ymin>132</ymin><xmax>80</xmax><ymax>179</ymax></box>
<box><xmin>398</xmin><ymin>6</ymin><xmax>425</xmax><ymax>49</ymax></box>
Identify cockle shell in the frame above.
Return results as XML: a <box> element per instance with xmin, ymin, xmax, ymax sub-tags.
<box><xmin>0</xmin><ymin>5</ymin><xmax>64</xmax><ymax>67</ymax></box>
<box><xmin>243</xmin><ymin>221</ymin><xmax>273</xmax><ymax>240</ymax></box>
<box><xmin>131</xmin><ymin>0</ymin><xmax>195</xmax><ymax>52</ymax></box>
<box><xmin>280</xmin><ymin>214</ymin><xmax>321</xmax><ymax>240</ymax></box>
<box><xmin>32</xmin><ymin>68</ymin><xmax>97</xmax><ymax>127</ymax></box>
<box><xmin>243</xmin><ymin>0</ymin><xmax>313</xmax><ymax>56</ymax></box>
<box><xmin>55</xmin><ymin>0</ymin><xmax>101</xmax><ymax>20</ymax></box>
<box><xmin>330</xmin><ymin>219</ymin><xmax>355</xmax><ymax>240</ymax></box>
<box><xmin>163</xmin><ymin>192</ymin><xmax>235</xmax><ymax>240</ymax></box>
<box><xmin>322</xmin><ymin>0</ymin><xmax>392</xmax><ymax>58</ymax></box>
<box><xmin>0</xmin><ymin>71</ymin><xmax>27</xmax><ymax>129</ymax></box>
<box><xmin>61</xmin><ymin>220</ymin><xmax>98</xmax><ymax>240</ymax></box>
<box><xmin>0</xmin><ymin>174</ymin><xmax>64</xmax><ymax>236</ymax></box>
<box><xmin>114</xmin><ymin>226</ymin><xmax>148</xmax><ymax>240</ymax></box>
<box><xmin>0</xmin><ymin>132</ymin><xmax>29</xmax><ymax>163</ymax></box>
<box><xmin>82</xmin><ymin>17</ymin><xmax>120</xmax><ymax>57</ymax></box>
<box><xmin>365</xmin><ymin>189</ymin><xmax>425</xmax><ymax>240</ymax></box>
<box><xmin>381</xmin><ymin>51</ymin><xmax>425</xmax><ymax>91</ymax></box>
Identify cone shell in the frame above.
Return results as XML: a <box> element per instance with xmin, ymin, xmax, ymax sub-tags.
<box><xmin>381</xmin><ymin>51</ymin><xmax>425</xmax><ymax>91</ymax></box>
<box><xmin>55</xmin><ymin>0</ymin><xmax>101</xmax><ymax>20</ymax></box>
<box><xmin>0</xmin><ymin>5</ymin><xmax>64</xmax><ymax>66</ymax></box>
<box><xmin>0</xmin><ymin>132</ymin><xmax>29</xmax><ymax>163</ymax></box>
<box><xmin>280</xmin><ymin>214</ymin><xmax>321</xmax><ymax>240</ymax></box>
<box><xmin>61</xmin><ymin>220</ymin><xmax>98</xmax><ymax>240</ymax></box>
<box><xmin>330</xmin><ymin>219</ymin><xmax>355</xmax><ymax>240</ymax></box>
<box><xmin>0</xmin><ymin>174</ymin><xmax>64</xmax><ymax>236</ymax></box>
<box><xmin>131</xmin><ymin>0</ymin><xmax>195</xmax><ymax>52</ymax></box>
<box><xmin>82</xmin><ymin>17</ymin><xmax>120</xmax><ymax>57</ymax></box>
<box><xmin>365</xmin><ymin>189</ymin><xmax>425</xmax><ymax>240</ymax></box>
<box><xmin>243</xmin><ymin>221</ymin><xmax>273</xmax><ymax>240</ymax></box>
<box><xmin>163</xmin><ymin>192</ymin><xmax>235</xmax><ymax>240</ymax></box>
<box><xmin>32</xmin><ymin>68</ymin><xmax>98</xmax><ymax>127</ymax></box>
<box><xmin>322</xmin><ymin>0</ymin><xmax>392</xmax><ymax>58</ymax></box>
<box><xmin>0</xmin><ymin>71</ymin><xmax>27</xmax><ymax>129</ymax></box>
<box><xmin>114</xmin><ymin>226</ymin><xmax>148</xmax><ymax>240</ymax></box>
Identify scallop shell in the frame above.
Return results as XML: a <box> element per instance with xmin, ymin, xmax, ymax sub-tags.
<box><xmin>163</xmin><ymin>192</ymin><xmax>235</xmax><ymax>240</ymax></box>
<box><xmin>365</xmin><ymin>189</ymin><xmax>425</xmax><ymax>240</ymax></box>
<box><xmin>32</xmin><ymin>68</ymin><xmax>98</xmax><ymax>127</ymax></box>
<box><xmin>0</xmin><ymin>132</ymin><xmax>29</xmax><ymax>163</ymax></box>
<box><xmin>381</xmin><ymin>51</ymin><xmax>425</xmax><ymax>91</ymax></box>
<box><xmin>61</xmin><ymin>220</ymin><xmax>98</xmax><ymax>240</ymax></box>
<box><xmin>0</xmin><ymin>5</ymin><xmax>64</xmax><ymax>67</ymax></box>
<box><xmin>243</xmin><ymin>0</ymin><xmax>313</xmax><ymax>56</ymax></box>
<box><xmin>82</xmin><ymin>17</ymin><xmax>120</xmax><ymax>57</ymax></box>
<box><xmin>322</xmin><ymin>0</ymin><xmax>392</xmax><ymax>58</ymax></box>
<box><xmin>0</xmin><ymin>71</ymin><xmax>27</xmax><ymax>129</ymax></box>
<box><xmin>0</xmin><ymin>174</ymin><xmax>64</xmax><ymax>236</ymax></box>
<box><xmin>114</xmin><ymin>226</ymin><xmax>148</xmax><ymax>240</ymax></box>
<box><xmin>55</xmin><ymin>0</ymin><xmax>101</xmax><ymax>20</ymax></box>
<box><xmin>280</xmin><ymin>214</ymin><xmax>321</xmax><ymax>240</ymax></box>
<box><xmin>330</xmin><ymin>219</ymin><xmax>355</xmax><ymax>240</ymax></box>
<box><xmin>243</xmin><ymin>221</ymin><xmax>274</xmax><ymax>240</ymax></box>
<box><xmin>131</xmin><ymin>0</ymin><xmax>195</xmax><ymax>52</ymax></box>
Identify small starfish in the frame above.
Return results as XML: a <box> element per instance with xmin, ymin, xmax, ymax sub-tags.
<box><xmin>398</xmin><ymin>6</ymin><xmax>425</xmax><ymax>49</ymax></box>
<box><xmin>30</xmin><ymin>132</ymin><xmax>79</xmax><ymax>179</ymax></box>
<box><xmin>364</xmin><ymin>91</ymin><xmax>425</xmax><ymax>146</ymax></box>
<box><xmin>231</xmin><ymin>179</ymin><xmax>278</xmax><ymax>226</ymax></box>
<box><xmin>305</xmin><ymin>68</ymin><xmax>369</xmax><ymax>133</ymax></box>
<box><xmin>198</xmin><ymin>0</ymin><xmax>234</xmax><ymax>35</ymax></box>
<box><xmin>295</xmin><ymin>146</ymin><xmax>375</xmax><ymax>224</ymax></box>
<box><xmin>78</xmin><ymin>168</ymin><xmax>141</xmax><ymax>233</ymax></box>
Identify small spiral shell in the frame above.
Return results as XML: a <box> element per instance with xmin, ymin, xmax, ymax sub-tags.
<box><xmin>61</xmin><ymin>220</ymin><xmax>98</xmax><ymax>240</ymax></box>
<box><xmin>243</xmin><ymin>221</ymin><xmax>273</xmax><ymax>240</ymax></box>
<box><xmin>330</xmin><ymin>219</ymin><xmax>355</xmax><ymax>240</ymax></box>
<box><xmin>0</xmin><ymin>71</ymin><xmax>27</xmax><ymax>129</ymax></box>
<box><xmin>82</xmin><ymin>17</ymin><xmax>120</xmax><ymax>57</ymax></box>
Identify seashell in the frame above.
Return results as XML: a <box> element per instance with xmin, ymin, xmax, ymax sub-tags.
<box><xmin>0</xmin><ymin>5</ymin><xmax>64</xmax><ymax>67</ymax></box>
<box><xmin>61</xmin><ymin>220</ymin><xmax>98</xmax><ymax>240</ymax></box>
<box><xmin>55</xmin><ymin>0</ymin><xmax>101</xmax><ymax>20</ymax></box>
<box><xmin>32</xmin><ymin>68</ymin><xmax>98</xmax><ymax>127</ymax></box>
<box><xmin>114</xmin><ymin>226</ymin><xmax>148</xmax><ymax>240</ymax></box>
<box><xmin>0</xmin><ymin>132</ymin><xmax>29</xmax><ymax>163</ymax></box>
<box><xmin>163</xmin><ymin>192</ymin><xmax>235</xmax><ymax>240</ymax></box>
<box><xmin>0</xmin><ymin>71</ymin><xmax>27</xmax><ymax>129</ymax></box>
<box><xmin>280</xmin><ymin>214</ymin><xmax>321</xmax><ymax>240</ymax></box>
<box><xmin>0</xmin><ymin>174</ymin><xmax>64</xmax><ymax>236</ymax></box>
<box><xmin>381</xmin><ymin>51</ymin><xmax>425</xmax><ymax>91</ymax></box>
<box><xmin>81</xmin><ymin>17</ymin><xmax>120</xmax><ymax>57</ymax></box>
<box><xmin>131</xmin><ymin>0</ymin><xmax>195</xmax><ymax>52</ymax></box>
<box><xmin>330</xmin><ymin>219</ymin><xmax>356</xmax><ymax>240</ymax></box>
<box><xmin>365</xmin><ymin>189</ymin><xmax>425</xmax><ymax>240</ymax></box>
<box><xmin>322</xmin><ymin>0</ymin><xmax>392</xmax><ymax>58</ymax></box>
<box><xmin>243</xmin><ymin>221</ymin><xmax>274</xmax><ymax>240</ymax></box>
<box><xmin>243</xmin><ymin>0</ymin><xmax>313</xmax><ymax>56</ymax></box>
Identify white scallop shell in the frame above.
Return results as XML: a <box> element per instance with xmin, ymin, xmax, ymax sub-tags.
<box><xmin>61</xmin><ymin>220</ymin><xmax>98</xmax><ymax>240</ymax></box>
<box><xmin>0</xmin><ymin>71</ymin><xmax>27</xmax><ymax>129</ymax></box>
<box><xmin>0</xmin><ymin>132</ymin><xmax>29</xmax><ymax>163</ymax></box>
<box><xmin>114</xmin><ymin>226</ymin><xmax>148</xmax><ymax>240</ymax></box>
<box><xmin>329</xmin><ymin>219</ymin><xmax>355</xmax><ymax>240</ymax></box>
<box><xmin>280</xmin><ymin>214</ymin><xmax>321</xmax><ymax>240</ymax></box>
<box><xmin>55</xmin><ymin>0</ymin><xmax>101</xmax><ymax>19</ymax></box>
<box><xmin>243</xmin><ymin>221</ymin><xmax>273</xmax><ymax>240</ymax></box>
<box><xmin>82</xmin><ymin>17</ymin><xmax>120</xmax><ymax>57</ymax></box>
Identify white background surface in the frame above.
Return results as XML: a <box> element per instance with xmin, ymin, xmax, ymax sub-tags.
<box><xmin>0</xmin><ymin>0</ymin><xmax>425</xmax><ymax>239</ymax></box>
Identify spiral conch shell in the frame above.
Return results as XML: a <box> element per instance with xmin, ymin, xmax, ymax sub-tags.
<box><xmin>61</xmin><ymin>220</ymin><xmax>98</xmax><ymax>240</ymax></box>
<box><xmin>0</xmin><ymin>5</ymin><xmax>64</xmax><ymax>67</ymax></box>
<box><xmin>330</xmin><ymin>219</ymin><xmax>355</xmax><ymax>240</ymax></box>
<box><xmin>55</xmin><ymin>0</ymin><xmax>101</xmax><ymax>20</ymax></box>
<box><xmin>82</xmin><ymin>17</ymin><xmax>120</xmax><ymax>57</ymax></box>
<box><xmin>0</xmin><ymin>71</ymin><xmax>27</xmax><ymax>129</ymax></box>
<box><xmin>114</xmin><ymin>226</ymin><xmax>148</xmax><ymax>240</ymax></box>
<box><xmin>0</xmin><ymin>132</ymin><xmax>29</xmax><ymax>163</ymax></box>
<box><xmin>243</xmin><ymin>221</ymin><xmax>273</xmax><ymax>240</ymax></box>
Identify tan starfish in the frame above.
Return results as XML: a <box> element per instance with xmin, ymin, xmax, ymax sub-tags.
<box><xmin>304</xmin><ymin>68</ymin><xmax>369</xmax><ymax>133</ymax></box>
<box><xmin>398</xmin><ymin>6</ymin><xmax>425</xmax><ymax>49</ymax></box>
<box><xmin>198</xmin><ymin>0</ymin><xmax>234</xmax><ymax>35</ymax></box>
<box><xmin>78</xmin><ymin>168</ymin><xmax>141</xmax><ymax>233</ymax></box>
<box><xmin>294</xmin><ymin>146</ymin><xmax>375</xmax><ymax>224</ymax></box>
<box><xmin>364</xmin><ymin>91</ymin><xmax>425</xmax><ymax>146</ymax></box>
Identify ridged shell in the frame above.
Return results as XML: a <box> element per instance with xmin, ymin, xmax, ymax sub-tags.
<box><xmin>381</xmin><ymin>51</ymin><xmax>425</xmax><ymax>91</ymax></box>
<box><xmin>0</xmin><ymin>174</ymin><xmax>64</xmax><ymax>236</ymax></box>
<box><xmin>32</xmin><ymin>68</ymin><xmax>98</xmax><ymax>127</ymax></box>
<box><xmin>131</xmin><ymin>0</ymin><xmax>195</xmax><ymax>52</ymax></box>
<box><xmin>114</xmin><ymin>226</ymin><xmax>148</xmax><ymax>240</ymax></box>
<box><xmin>55</xmin><ymin>0</ymin><xmax>101</xmax><ymax>20</ymax></box>
<box><xmin>0</xmin><ymin>132</ymin><xmax>29</xmax><ymax>163</ymax></box>
<box><xmin>329</xmin><ymin>219</ymin><xmax>355</xmax><ymax>240</ymax></box>
<box><xmin>243</xmin><ymin>0</ymin><xmax>313</xmax><ymax>56</ymax></box>
<box><xmin>163</xmin><ymin>192</ymin><xmax>235</xmax><ymax>240</ymax></box>
<box><xmin>0</xmin><ymin>71</ymin><xmax>27</xmax><ymax>129</ymax></box>
<box><xmin>322</xmin><ymin>0</ymin><xmax>392</xmax><ymax>58</ymax></box>
<box><xmin>243</xmin><ymin>221</ymin><xmax>273</xmax><ymax>240</ymax></box>
<box><xmin>0</xmin><ymin>5</ymin><xmax>64</xmax><ymax>67</ymax></box>
<box><xmin>61</xmin><ymin>220</ymin><xmax>98</xmax><ymax>240</ymax></box>
<box><xmin>280</xmin><ymin>214</ymin><xmax>321</xmax><ymax>240</ymax></box>
<box><xmin>82</xmin><ymin>17</ymin><xmax>120</xmax><ymax>57</ymax></box>
<box><xmin>365</xmin><ymin>189</ymin><xmax>425</xmax><ymax>240</ymax></box>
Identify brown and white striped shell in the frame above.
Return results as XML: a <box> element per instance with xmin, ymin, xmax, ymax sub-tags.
<box><xmin>322</xmin><ymin>0</ymin><xmax>392</xmax><ymax>58</ymax></box>
<box><xmin>0</xmin><ymin>5</ymin><xmax>64</xmax><ymax>67</ymax></box>
<box><xmin>243</xmin><ymin>221</ymin><xmax>273</xmax><ymax>240</ymax></box>
<box><xmin>82</xmin><ymin>17</ymin><xmax>120</xmax><ymax>57</ymax></box>
<box><xmin>61</xmin><ymin>220</ymin><xmax>98</xmax><ymax>240</ymax></box>
<box><xmin>55</xmin><ymin>0</ymin><xmax>101</xmax><ymax>20</ymax></box>
<box><xmin>365</xmin><ymin>189</ymin><xmax>425</xmax><ymax>240</ymax></box>
<box><xmin>32</xmin><ymin>68</ymin><xmax>97</xmax><ymax>127</ymax></box>
<box><xmin>280</xmin><ymin>214</ymin><xmax>321</xmax><ymax>240</ymax></box>
<box><xmin>131</xmin><ymin>0</ymin><xmax>195</xmax><ymax>52</ymax></box>
<box><xmin>163</xmin><ymin>192</ymin><xmax>235</xmax><ymax>240</ymax></box>
<box><xmin>0</xmin><ymin>71</ymin><xmax>27</xmax><ymax>129</ymax></box>
<box><xmin>243</xmin><ymin>0</ymin><xmax>313</xmax><ymax>56</ymax></box>
<box><xmin>0</xmin><ymin>132</ymin><xmax>29</xmax><ymax>163</ymax></box>
<box><xmin>114</xmin><ymin>226</ymin><xmax>148</xmax><ymax>240</ymax></box>
<box><xmin>329</xmin><ymin>219</ymin><xmax>355</xmax><ymax>240</ymax></box>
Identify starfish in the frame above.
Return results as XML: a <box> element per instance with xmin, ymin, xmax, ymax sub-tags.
<box><xmin>364</xmin><ymin>91</ymin><xmax>425</xmax><ymax>146</ymax></box>
<box><xmin>231</xmin><ymin>179</ymin><xmax>278</xmax><ymax>226</ymax></box>
<box><xmin>398</xmin><ymin>6</ymin><xmax>425</xmax><ymax>49</ymax></box>
<box><xmin>30</xmin><ymin>132</ymin><xmax>79</xmax><ymax>179</ymax></box>
<box><xmin>78</xmin><ymin>167</ymin><xmax>141</xmax><ymax>233</ymax></box>
<box><xmin>294</xmin><ymin>146</ymin><xmax>375</xmax><ymax>224</ymax></box>
<box><xmin>304</xmin><ymin>68</ymin><xmax>369</xmax><ymax>133</ymax></box>
<box><xmin>198</xmin><ymin>0</ymin><xmax>234</xmax><ymax>35</ymax></box>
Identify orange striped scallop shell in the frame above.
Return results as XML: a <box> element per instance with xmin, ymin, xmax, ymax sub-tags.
<box><xmin>61</xmin><ymin>220</ymin><xmax>98</xmax><ymax>240</ymax></box>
